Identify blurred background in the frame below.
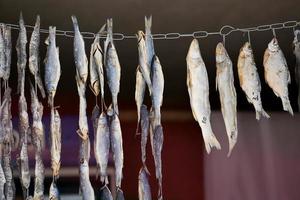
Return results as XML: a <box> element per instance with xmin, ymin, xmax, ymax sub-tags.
<box><xmin>1</xmin><ymin>0</ymin><xmax>300</xmax><ymax>199</ymax></box>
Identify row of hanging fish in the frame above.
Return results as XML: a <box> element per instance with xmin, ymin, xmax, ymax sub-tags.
<box><xmin>136</xmin><ymin>16</ymin><xmax>165</xmax><ymax>200</ymax></box>
<box><xmin>187</xmin><ymin>32</ymin><xmax>298</xmax><ymax>156</ymax></box>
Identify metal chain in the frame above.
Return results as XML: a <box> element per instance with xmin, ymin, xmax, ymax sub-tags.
<box><xmin>1</xmin><ymin>19</ymin><xmax>299</xmax><ymax>40</ymax></box>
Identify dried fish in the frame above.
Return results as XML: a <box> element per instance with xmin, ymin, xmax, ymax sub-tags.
<box><xmin>29</xmin><ymin>15</ymin><xmax>46</xmax><ymax>98</ymax></box>
<box><xmin>135</xmin><ymin>66</ymin><xmax>146</xmax><ymax>134</ymax></box>
<box><xmin>138</xmin><ymin>167</ymin><xmax>152</xmax><ymax>200</ymax></box>
<box><xmin>263</xmin><ymin>38</ymin><xmax>293</xmax><ymax>115</ymax></box>
<box><xmin>105</xmin><ymin>19</ymin><xmax>121</xmax><ymax>114</ymax></box>
<box><xmin>0</xmin><ymin>162</ymin><xmax>6</xmax><ymax>200</ymax></box>
<box><xmin>140</xmin><ymin>104</ymin><xmax>150</xmax><ymax>173</ymax></box>
<box><xmin>49</xmin><ymin>181</ymin><xmax>60</xmax><ymax>200</ymax></box>
<box><xmin>18</xmin><ymin>132</ymin><xmax>30</xmax><ymax>198</ymax></box>
<box><xmin>3</xmin><ymin>25</ymin><xmax>11</xmax><ymax>82</ymax></box>
<box><xmin>33</xmin><ymin>155</ymin><xmax>44</xmax><ymax>200</ymax></box>
<box><xmin>216</xmin><ymin>42</ymin><xmax>238</xmax><ymax>156</ymax></box>
<box><xmin>0</xmin><ymin>24</ymin><xmax>6</xmax><ymax>79</ymax></box>
<box><xmin>3</xmin><ymin>144</ymin><xmax>15</xmax><ymax>200</ymax></box>
<box><xmin>293</xmin><ymin>30</ymin><xmax>300</xmax><ymax>111</ymax></box>
<box><xmin>100</xmin><ymin>185</ymin><xmax>113</xmax><ymax>200</ymax></box>
<box><xmin>110</xmin><ymin>114</ymin><xmax>124</xmax><ymax>188</ymax></box>
<box><xmin>186</xmin><ymin>39</ymin><xmax>221</xmax><ymax>153</ymax></box>
<box><xmin>50</xmin><ymin>108</ymin><xmax>61</xmax><ymax>179</ymax></box>
<box><xmin>238</xmin><ymin>42</ymin><xmax>270</xmax><ymax>120</ymax></box>
<box><xmin>44</xmin><ymin>26</ymin><xmax>61</xmax><ymax>106</ymax></box>
<box><xmin>72</xmin><ymin>15</ymin><xmax>88</xmax><ymax>84</ymax></box>
<box><xmin>79</xmin><ymin>158</ymin><xmax>95</xmax><ymax>200</ymax></box>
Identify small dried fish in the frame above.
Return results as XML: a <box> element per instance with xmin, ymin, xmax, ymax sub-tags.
<box><xmin>140</xmin><ymin>105</ymin><xmax>150</xmax><ymax>173</ymax></box>
<box><xmin>18</xmin><ymin>133</ymin><xmax>30</xmax><ymax>198</ymax></box>
<box><xmin>105</xmin><ymin>19</ymin><xmax>121</xmax><ymax>114</ymax></box>
<box><xmin>50</xmin><ymin>108</ymin><xmax>61</xmax><ymax>179</ymax></box>
<box><xmin>216</xmin><ymin>42</ymin><xmax>238</xmax><ymax>156</ymax></box>
<box><xmin>44</xmin><ymin>26</ymin><xmax>61</xmax><ymax>106</ymax></box>
<box><xmin>110</xmin><ymin>114</ymin><xmax>124</xmax><ymax>188</ymax></box>
<box><xmin>238</xmin><ymin>42</ymin><xmax>270</xmax><ymax>120</ymax></box>
<box><xmin>99</xmin><ymin>185</ymin><xmax>113</xmax><ymax>200</ymax></box>
<box><xmin>135</xmin><ymin>66</ymin><xmax>146</xmax><ymax>134</ymax></box>
<box><xmin>95</xmin><ymin>111</ymin><xmax>110</xmax><ymax>183</ymax></box>
<box><xmin>0</xmin><ymin>162</ymin><xmax>6</xmax><ymax>200</ymax></box>
<box><xmin>186</xmin><ymin>39</ymin><xmax>221</xmax><ymax>153</ymax></box>
<box><xmin>0</xmin><ymin>24</ymin><xmax>6</xmax><ymax>79</ymax></box>
<box><xmin>79</xmin><ymin>158</ymin><xmax>95</xmax><ymax>200</ymax></box>
<box><xmin>293</xmin><ymin>30</ymin><xmax>300</xmax><ymax>111</ymax></box>
<box><xmin>138</xmin><ymin>167</ymin><xmax>152</xmax><ymax>200</ymax></box>
<box><xmin>3</xmin><ymin>144</ymin><xmax>15</xmax><ymax>200</ymax></box>
<box><xmin>3</xmin><ymin>25</ymin><xmax>11</xmax><ymax>82</ymax></box>
<box><xmin>29</xmin><ymin>15</ymin><xmax>46</xmax><ymax>98</ymax></box>
<box><xmin>263</xmin><ymin>38</ymin><xmax>293</xmax><ymax>115</ymax></box>
<box><xmin>153</xmin><ymin>125</ymin><xmax>164</xmax><ymax>200</ymax></box>
<box><xmin>49</xmin><ymin>181</ymin><xmax>60</xmax><ymax>200</ymax></box>
<box><xmin>16</xmin><ymin>13</ymin><xmax>27</xmax><ymax>95</ymax></box>
<box><xmin>72</xmin><ymin>15</ymin><xmax>88</xmax><ymax>84</ymax></box>
<box><xmin>33</xmin><ymin>155</ymin><xmax>44</xmax><ymax>200</ymax></box>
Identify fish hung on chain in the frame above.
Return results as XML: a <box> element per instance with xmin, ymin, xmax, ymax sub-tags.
<box><xmin>293</xmin><ymin>30</ymin><xmax>300</xmax><ymax>111</ymax></box>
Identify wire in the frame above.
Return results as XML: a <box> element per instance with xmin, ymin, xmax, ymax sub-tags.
<box><xmin>1</xmin><ymin>20</ymin><xmax>299</xmax><ymax>40</ymax></box>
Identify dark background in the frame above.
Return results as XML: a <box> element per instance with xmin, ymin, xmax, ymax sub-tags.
<box><xmin>0</xmin><ymin>0</ymin><xmax>300</xmax><ymax>199</ymax></box>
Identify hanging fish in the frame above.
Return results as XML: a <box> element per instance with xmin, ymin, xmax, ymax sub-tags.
<box><xmin>139</xmin><ymin>167</ymin><xmax>152</xmax><ymax>200</ymax></box>
<box><xmin>140</xmin><ymin>104</ymin><xmax>150</xmax><ymax>174</ymax></box>
<box><xmin>79</xmin><ymin>159</ymin><xmax>95</xmax><ymax>200</ymax></box>
<box><xmin>29</xmin><ymin>15</ymin><xmax>46</xmax><ymax>98</ymax></box>
<box><xmin>186</xmin><ymin>39</ymin><xmax>221</xmax><ymax>153</ymax></box>
<box><xmin>116</xmin><ymin>188</ymin><xmax>125</xmax><ymax>200</ymax></box>
<box><xmin>110</xmin><ymin>113</ymin><xmax>124</xmax><ymax>188</ymax></box>
<box><xmin>16</xmin><ymin>13</ymin><xmax>27</xmax><ymax>96</ymax></box>
<box><xmin>137</xmin><ymin>31</ymin><xmax>152</xmax><ymax>95</ymax></box>
<box><xmin>144</xmin><ymin>16</ymin><xmax>155</xmax><ymax>73</ymax></box>
<box><xmin>49</xmin><ymin>181</ymin><xmax>60</xmax><ymax>200</ymax></box>
<box><xmin>135</xmin><ymin>66</ymin><xmax>146</xmax><ymax>134</ymax></box>
<box><xmin>71</xmin><ymin>15</ymin><xmax>88</xmax><ymax>84</ymax></box>
<box><xmin>50</xmin><ymin>108</ymin><xmax>61</xmax><ymax>179</ymax></box>
<box><xmin>99</xmin><ymin>185</ymin><xmax>113</xmax><ymax>200</ymax></box>
<box><xmin>3</xmin><ymin>144</ymin><xmax>15</xmax><ymax>200</ymax></box>
<box><xmin>105</xmin><ymin>19</ymin><xmax>121</xmax><ymax>115</ymax></box>
<box><xmin>293</xmin><ymin>30</ymin><xmax>300</xmax><ymax>111</ymax></box>
<box><xmin>91</xmin><ymin>105</ymin><xmax>100</xmax><ymax>174</ymax></box>
<box><xmin>95</xmin><ymin>111</ymin><xmax>110</xmax><ymax>183</ymax></box>
<box><xmin>104</xmin><ymin>18</ymin><xmax>113</xmax><ymax>60</ymax></box>
<box><xmin>0</xmin><ymin>24</ymin><xmax>6</xmax><ymax>79</ymax></box>
<box><xmin>238</xmin><ymin>42</ymin><xmax>270</xmax><ymax>119</ymax></box>
<box><xmin>44</xmin><ymin>26</ymin><xmax>61</xmax><ymax>107</ymax></box>
<box><xmin>151</xmin><ymin>55</ymin><xmax>164</xmax><ymax>125</ymax></box>
<box><xmin>0</xmin><ymin>162</ymin><xmax>6</xmax><ymax>200</ymax></box>
<box><xmin>263</xmin><ymin>38</ymin><xmax>293</xmax><ymax>115</ymax></box>
<box><xmin>3</xmin><ymin>25</ymin><xmax>11</xmax><ymax>82</ymax></box>
<box><xmin>216</xmin><ymin>42</ymin><xmax>238</xmax><ymax>156</ymax></box>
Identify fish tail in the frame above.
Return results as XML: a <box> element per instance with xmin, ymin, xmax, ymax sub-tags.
<box><xmin>71</xmin><ymin>15</ymin><xmax>79</xmax><ymax>31</ymax></box>
<box><xmin>281</xmin><ymin>96</ymin><xmax>294</xmax><ymax>116</ymax></box>
<box><xmin>157</xmin><ymin>177</ymin><xmax>163</xmax><ymax>200</ymax></box>
<box><xmin>35</xmin><ymin>15</ymin><xmax>40</xmax><ymax>28</ymax></box>
<box><xmin>201</xmin><ymin>126</ymin><xmax>221</xmax><ymax>154</ymax></box>
<box><xmin>257</xmin><ymin>108</ymin><xmax>270</xmax><ymax>120</ymax></box>
<box><xmin>145</xmin><ymin>15</ymin><xmax>152</xmax><ymax>32</ymax></box>
<box><xmin>227</xmin><ymin>130</ymin><xmax>237</xmax><ymax>157</ymax></box>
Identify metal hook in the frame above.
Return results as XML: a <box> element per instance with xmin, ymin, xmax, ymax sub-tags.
<box><xmin>247</xmin><ymin>31</ymin><xmax>251</xmax><ymax>45</ymax></box>
<box><xmin>222</xmin><ymin>34</ymin><xmax>226</xmax><ymax>47</ymax></box>
<box><xmin>272</xmin><ymin>28</ymin><xmax>277</xmax><ymax>38</ymax></box>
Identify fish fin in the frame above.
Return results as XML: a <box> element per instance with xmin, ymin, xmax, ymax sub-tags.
<box><xmin>145</xmin><ymin>15</ymin><xmax>152</xmax><ymax>31</ymax></box>
<box><xmin>281</xmin><ymin>96</ymin><xmax>294</xmax><ymax>116</ymax></box>
<box><xmin>201</xmin><ymin>126</ymin><xmax>221</xmax><ymax>154</ymax></box>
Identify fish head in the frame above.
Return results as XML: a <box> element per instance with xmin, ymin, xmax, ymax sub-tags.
<box><xmin>268</xmin><ymin>37</ymin><xmax>279</xmax><ymax>52</ymax></box>
<box><xmin>241</xmin><ymin>42</ymin><xmax>253</xmax><ymax>56</ymax></box>
<box><xmin>187</xmin><ymin>39</ymin><xmax>201</xmax><ymax>59</ymax></box>
<box><xmin>49</xmin><ymin>182</ymin><xmax>60</xmax><ymax>199</ymax></box>
<box><xmin>216</xmin><ymin>42</ymin><xmax>227</xmax><ymax>63</ymax></box>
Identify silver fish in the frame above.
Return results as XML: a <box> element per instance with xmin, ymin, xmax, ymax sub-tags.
<box><xmin>91</xmin><ymin>105</ymin><xmax>100</xmax><ymax>176</ymax></box>
<box><xmin>0</xmin><ymin>24</ymin><xmax>5</xmax><ymax>79</ymax></box>
<box><xmin>293</xmin><ymin>30</ymin><xmax>300</xmax><ymax>111</ymax></box>
<box><xmin>49</xmin><ymin>181</ymin><xmax>60</xmax><ymax>200</ymax></box>
<box><xmin>0</xmin><ymin>162</ymin><xmax>6</xmax><ymax>200</ymax></box>
<box><xmin>79</xmin><ymin>158</ymin><xmax>95</xmax><ymax>200</ymax></box>
<box><xmin>216</xmin><ymin>42</ymin><xmax>238</xmax><ymax>156</ymax></box>
<box><xmin>110</xmin><ymin>114</ymin><xmax>124</xmax><ymax>188</ymax></box>
<box><xmin>72</xmin><ymin>15</ymin><xmax>88</xmax><ymax>84</ymax></box>
<box><xmin>138</xmin><ymin>167</ymin><xmax>152</xmax><ymax>200</ymax></box>
<box><xmin>99</xmin><ymin>185</ymin><xmax>113</xmax><ymax>200</ymax></box>
<box><xmin>29</xmin><ymin>15</ymin><xmax>46</xmax><ymax>98</ymax></box>
<box><xmin>96</xmin><ymin>111</ymin><xmax>110</xmax><ymax>183</ymax></box>
<box><xmin>116</xmin><ymin>188</ymin><xmax>125</xmax><ymax>200</ymax></box>
<box><xmin>105</xmin><ymin>19</ymin><xmax>121</xmax><ymax>114</ymax></box>
<box><xmin>44</xmin><ymin>26</ymin><xmax>61</xmax><ymax>106</ymax></box>
<box><xmin>151</xmin><ymin>55</ymin><xmax>164</xmax><ymax>125</ymax></box>
<box><xmin>140</xmin><ymin>104</ymin><xmax>150</xmax><ymax>174</ymax></box>
<box><xmin>50</xmin><ymin>108</ymin><xmax>61</xmax><ymax>179</ymax></box>
<box><xmin>135</xmin><ymin>66</ymin><xmax>146</xmax><ymax>134</ymax></box>
<box><xmin>186</xmin><ymin>39</ymin><xmax>221</xmax><ymax>153</ymax></box>
<box><xmin>3</xmin><ymin>25</ymin><xmax>11</xmax><ymax>82</ymax></box>
<box><xmin>16</xmin><ymin>13</ymin><xmax>27</xmax><ymax>96</ymax></box>
<box><xmin>238</xmin><ymin>42</ymin><xmax>270</xmax><ymax>120</ymax></box>
<box><xmin>145</xmin><ymin>16</ymin><xmax>155</xmax><ymax>73</ymax></box>
<box><xmin>104</xmin><ymin>18</ymin><xmax>113</xmax><ymax>61</ymax></box>
<box><xmin>18</xmin><ymin>133</ymin><xmax>30</xmax><ymax>198</ymax></box>
<box><xmin>263</xmin><ymin>38</ymin><xmax>293</xmax><ymax>115</ymax></box>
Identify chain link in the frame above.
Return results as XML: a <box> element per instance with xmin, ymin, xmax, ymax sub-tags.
<box><xmin>2</xmin><ymin>19</ymin><xmax>300</xmax><ymax>40</ymax></box>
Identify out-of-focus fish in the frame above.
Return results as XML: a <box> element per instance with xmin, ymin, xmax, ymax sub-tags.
<box><xmin>110</xmin><ymin>114</ymin><xmax>124</xmax><ymax>188</ymax></box>
<box><xmin>44</xmin><ymin>26</ymin><xmax>61</xmax><ymax>106</ymax></box>
<box><xmin>151</xmin><ymin>56</ymin><xmax>164</xmax><ymax>125</ymax></box>
<box><xmin>153</xmin><ymin>125</ymin><xmax>164</xmax><ymax>200</ymax></box>
<box><xmin>91</xmin><ymin>105</ymin><xmax>100</xmax><ymax>175</ymax></box>
<box><xmin>3</xmin><ymin>144</ymin><xmax>15</xmax><ymax>200</ymax></box>
<box><xmin>3</xmin><ymin>25</ymin><xmax>11</xmax><ymax>82</ymax></box>
<box><xmin>216</xmin><ymin>42</ymin><xmax>238</xmax><ymax>156</ymax></box>
<box><xmin>99</xmin><ymin>185</ymin><xmax>113</xmax><ymax>200</ymax></box>
<box><xmin>186</xmin><ymin>39</ymin><xmax>221</xmax><ymax>153</ymax></box>
<box><xmin>71</xmin><ymin>15</ymin><xmax>88</xmax><ymax>84</ymax></box>
<box><xmin>140</xmin><ymin>104</ymin><xmax>150</xmax><ymax>174</ymax></box>
<box><xmin>137</xmin><ymin>31</ymin><xmax>152</xmax><ymax>95</ymax></box>
<box><xmin>138</xmin><ymin>167</ymin><xmax>152</xmax><ymax>200</ymax></box>
<box><xmin>105</xmin><ymin>19</ymin><xmax>121</xmax><ymax>114</ymax></box>
<box><xmin>50</xmin><ymin>108</ymin><xmax>61</xmax><ymax>179</ymax></box>
<box><xmin>116</xmin><ymin>188</ymin><xmax>125</xmax><ymax>200</ymax></box>
<box><xmin>263</xmin><ymin>38</ymin><xmax>293</xmax><ymax>115</ymax></box>
<box><xmin>0</xmin><ymin>24</ymin><xmax>5</xmax><ymax>79</ymax></box>
<box><xmin>79</xmin><ymin>158</ymin><xmax>95</xmax><ymax>200</ymax></box>
<box><xmin>95</xmin><ymin>111</ymin><xmax>110</xmax><ymax>183</ymax></box>
<box><xmin>33</xmin><ymin>155</ymin><xmax>44</xmax><ymax>200</ymax></box>
<box><xmin>145</xmin><ymin>16</ymin><xmax>155</xmax><ymax>73</ymax></box>
<box><xmin>29</xmin><ymin>15</ymin><xmax>46</xmax><ymax>98</ymax></box>
<box><xmin>0</xmin><ymin>162</ymin><xmax>6</xmax><ymax>200</ymax></box>
<box><xmin>49</xmin><ymin>181</ymin><xmax>60</xmax><ymax>200</ymax></box>
<box><xmin>16</xmin><ymin>13</ymin><xmax>27</xmax><ymax>96</ymax></box>
<box><xmin>293</xmin><ymin>30</ymin><xmax>300</xmax><ymax>111</ymax></box>
<box><xmin>238</xmin><ymin>42</ymin><xmax>270</xmax><ymax>120</ymax></box>
<box><xmin>135</xmin><ymin>66</ymin><xmax>146</xmax><ymax>134</ymax></box>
